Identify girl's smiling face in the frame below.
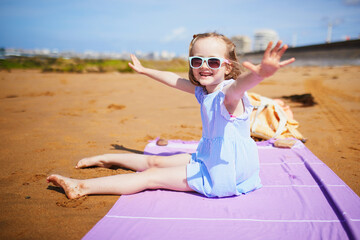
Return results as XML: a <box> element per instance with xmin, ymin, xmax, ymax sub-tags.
<box><xmin>190</xmin><ymin>37</ymin><xmax>231</xmax><ymax>93</ymax></box>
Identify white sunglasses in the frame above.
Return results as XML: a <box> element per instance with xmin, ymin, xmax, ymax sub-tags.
<box><xmin>189</xmin><ymin>56</ymin><xmax>229</xmax><ymax>70</ymax></box>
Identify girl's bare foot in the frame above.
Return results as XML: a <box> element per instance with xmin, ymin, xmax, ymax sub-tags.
<box><xmin>76</xmin><ymin>155</ymin><xmax>111</xmax><ymax>169</ymax></box>
<box><xmin>47</xmin><ymin>174</ymin><xmax>87</xmax><ymax>199</ymax></box>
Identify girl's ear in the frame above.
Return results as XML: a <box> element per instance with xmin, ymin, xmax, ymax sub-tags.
<box><xmin>225</xmin><ymin>63</ymin><xmax>233</xmax><ymax>75</ymax></box>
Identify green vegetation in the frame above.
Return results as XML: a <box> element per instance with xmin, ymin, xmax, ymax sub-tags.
<box><xmin>0</xmin><ymin>57</ymin><xmax>54</xmax><ymax>71</ymax></box>
<box><xmin>141</xmin><ymin>58</ymin><xmax>189</xmax><ymax>72</ymax></box>
<box><xmin>0</xmin><ymin>56</ymin><xmax>189</xmax><ymax>73</ymax></box>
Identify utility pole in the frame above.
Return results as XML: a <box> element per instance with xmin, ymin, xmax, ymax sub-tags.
<box><xmin>326</xmin><ymin>22</ymin><xmax>333</xmax><ymax>43</ymax></box>
<box><xmin>292</xmin><ymin>33</ymin><xmax>297</xmax><ymax>48</ymax></box>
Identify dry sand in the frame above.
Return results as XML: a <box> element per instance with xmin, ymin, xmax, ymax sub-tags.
<box><xmin>0</xmin><ymin>67</ymin><xmax>359</xmax><ymax>239</ymax></box>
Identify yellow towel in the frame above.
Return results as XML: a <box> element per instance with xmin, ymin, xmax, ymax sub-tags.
<box><xmin>248</xmin><ymin>92</ymin><xmax>305</xmax><ymax>141</ymax></box>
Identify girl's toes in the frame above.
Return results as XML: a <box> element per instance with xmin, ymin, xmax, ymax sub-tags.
<box><xmin>76</xmin><ymin>159</ymin><xmax>89</xmax><ymax>168</ymax></box>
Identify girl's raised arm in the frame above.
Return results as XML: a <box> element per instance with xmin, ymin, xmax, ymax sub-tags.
<box><xmin>128</xmin><ymin>54</ymin><xmax>195</xmax><ymax>94</ymax></box>
<box><xmin>226</xmin><ymin>41</ymin><xmax>295</xmax><ymax>99</ymax></box>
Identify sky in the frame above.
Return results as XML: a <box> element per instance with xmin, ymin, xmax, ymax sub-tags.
<box><xmin>0</xmin><ymin>0</ymin><xmax>360</xmax><ymax>56</ymax></box>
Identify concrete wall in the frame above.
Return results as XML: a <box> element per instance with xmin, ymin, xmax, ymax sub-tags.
<box><xmin>240</xmin><ymin>39</ymin><xmax>360</xmax><ymax>66</ymax></box>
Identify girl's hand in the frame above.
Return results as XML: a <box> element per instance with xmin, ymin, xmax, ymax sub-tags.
<box><xmin>242</xmin><ymin>41</ymin><xmax>295</xmax><ymax>79</ymax></box>
<box><xmin>128</xmin><ymin>54</ymin><xmax>146</xmax><ymax>74</ymax></box>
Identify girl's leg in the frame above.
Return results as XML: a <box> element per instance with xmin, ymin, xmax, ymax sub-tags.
<box><xmin>47</xmin><ymin>165</ymin><xmax>193</xmax><ymax>199</ymax></box>
<box><xmin>76</xmin><ymin>153</ymin><xmax>191</xmax><ymax>172</ymax></box>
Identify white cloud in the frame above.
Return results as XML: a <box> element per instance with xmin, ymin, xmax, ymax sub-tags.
<box><xmin>162</xmin><ymin>27</ymin><xmax>187</xmax><ymax>43</ymax></box>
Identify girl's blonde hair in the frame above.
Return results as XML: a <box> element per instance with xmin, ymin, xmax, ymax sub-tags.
<box><xmin>188</xmin><ymin>32</ymin><xmax>242</xmax><ymax>87</ymax></box>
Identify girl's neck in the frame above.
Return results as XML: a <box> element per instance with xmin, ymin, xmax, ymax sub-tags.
<box><xmin>205</xmin><ymin>81</ymin><xmax>224</xmax><ymax>94</ymax></box>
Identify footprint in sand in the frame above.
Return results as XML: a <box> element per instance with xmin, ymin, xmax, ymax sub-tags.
<box><xmin>159</xmin><ymin>124</ymin><xmax>202</xmax><ymax>140</ymax></box>
<box><xmin>56</xmin><ymin>196</ymin><xmax>87</xmax><ymax>208</ymax></box>
<box><xmin>107</xmin><ymin>104</ymin><xmax>126</xmax><ymax>111</ymax></box>
<box><xmin>59</xmin><ymin>108</ymin><xmax>82</xmax><ymax>117</ymax></box>
<box><xmin>119</xmin><ymin>115</ymin><xmax>135</xmax><ymax>124</ymax></box>
<box><xmin>136</xmin><ymin>134</ymin><xmax>156</xmax><ymax>143</ymax></box>
<box><xmin>23</xmin><ymin>174</ymin><xmax>47</xmax><ymax>185</ymax></box>
<box><xmin>26</xmin><ymin>91</ymin><xmax>55</xmax><ymax>97</ymax></box>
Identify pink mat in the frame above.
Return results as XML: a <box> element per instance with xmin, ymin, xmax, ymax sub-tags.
<box><xmin>83</xmin><ymin>139</ymin><xmax>360</xmax><ymax>240</ymax></box>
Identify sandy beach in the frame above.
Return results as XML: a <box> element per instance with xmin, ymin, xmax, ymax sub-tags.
<box><xmin>0</xmin><ymin>66</ymin><xmax>359</xmax><ymax>239</ymax></box>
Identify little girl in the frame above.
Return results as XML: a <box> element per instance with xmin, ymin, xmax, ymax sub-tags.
<box><xmin>47</xmin><ymin>32</ymin><xmax>295</xmax><ymax>199</ymax></box>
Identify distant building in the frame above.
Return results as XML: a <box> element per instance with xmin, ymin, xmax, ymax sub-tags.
<box><xmin>231</xmin><ymin>35</ymin><xmax>252</xmax><ymax>54</ymax></box>
<box><xmin>254</xmin><ymin>29</ymin><xmax>278</xmax><ymax>51</ymax></box>
<box><xmin>160</xmin><ymin>50</ymin><xmax>176</xmax><ymax>60</ymax></box>
<box><xmin>2</xmin><ymin>47</ymin><xmax>176</xmax><ymax>60</ymax></box>
<box><xmin>146</xmin><ymin>51</ymin><xmax>160</xmax><ymax>60</ymax></box>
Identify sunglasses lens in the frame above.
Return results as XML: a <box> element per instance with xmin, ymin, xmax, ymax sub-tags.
<box><xmin>191</xmin><ymin>57</ymin><xmax>203</xmax><ymax>68</ymax></box>
<box><xmin>208</xmin><ymin>58</ymin><xmax>221</xmax><ymax>69</ymax></box>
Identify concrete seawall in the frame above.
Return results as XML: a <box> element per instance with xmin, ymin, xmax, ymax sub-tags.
<box><xmin>240</xmin><ymin>39</ymin><xmax>360</xmax><ymax>66</ymax></box>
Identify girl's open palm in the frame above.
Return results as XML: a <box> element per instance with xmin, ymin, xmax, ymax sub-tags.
<box><xmin>128</xmin><ymin>54</ymin><xmax>146</xmax><ymax>74</ymax></box>
<box><xmin>242</xmin><ymin>41</ymin><xmax>295</xmax><ymax>78</ymax></box>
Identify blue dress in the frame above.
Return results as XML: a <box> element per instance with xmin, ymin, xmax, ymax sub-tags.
<box><xmin>186</xmin><ymin>79</ymin><xmax>262</xmax><ymax>197</ymax></box>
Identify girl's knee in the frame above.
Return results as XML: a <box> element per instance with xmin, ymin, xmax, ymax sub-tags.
<box><xmin>142</xmin><ymin>166</ymin><xmax>189</xmax><ymax>191</ymax></box>
<box><xmin>146</xmin><ymin>154</ymin><xmax>190</xmax><ymax>169</ymax></box>
<box><xmin>143</xmin><ymin>167</ymin><xmax>163</xmax><ymax>189</ymax></box>
<box><xmin>146</xmin><ymin>155</ymin><xmax>162</xmax><ymax>168</ymax></box>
